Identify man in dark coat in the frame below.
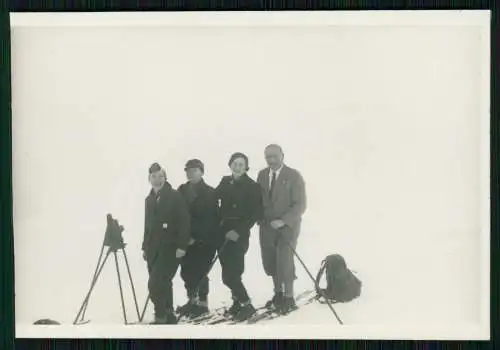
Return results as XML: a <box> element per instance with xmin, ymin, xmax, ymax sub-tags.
<box><xmin>257</xmin><ymin>144</ymin><xmax>307</xmax><ymax>313</ymax></box>
<box><xmin>142</xmin><ymin>162</ymin><xmax>191</xmax><ymax>324</ymax></box>
<box><xmin>215</xmin><ymin>152</ymin><xmax>263</xmax><ymax>321</ymax></box>
<box><xmin>177</xmin><ymin>159</ymin><xmax>219</xmax><ymax>318</ymax></box>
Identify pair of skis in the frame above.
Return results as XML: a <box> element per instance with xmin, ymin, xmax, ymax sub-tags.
<box><xmin>175</xmin><ymin>289</ymin><xmax>317</xmax><ymax>325</ymax></box>
<box><xmin>89</xmin><ymin>289</ymin><xmax>318</xmax><ymax>325</ymax></box>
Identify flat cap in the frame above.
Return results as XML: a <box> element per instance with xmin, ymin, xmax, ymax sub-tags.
<box><xmin>184</xmin><ymin>159</ymin><xmax>205</xmax><ymax>173</ymax></box>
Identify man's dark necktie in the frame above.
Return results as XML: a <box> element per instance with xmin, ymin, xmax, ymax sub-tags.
<box><xmin>269</xmin><ymin>171</ymin><xmax>276</xmax><ymax>198</ymax></box>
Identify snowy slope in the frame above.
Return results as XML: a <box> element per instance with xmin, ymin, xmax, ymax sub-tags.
<box><xmin>15</xmin><ymin>215</ymin><xmax>478</xmax><ymax>328</ymax></box>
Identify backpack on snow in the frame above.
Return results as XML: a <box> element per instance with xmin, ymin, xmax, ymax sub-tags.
<box><xmin>315</xmin><ymin>254</ymin><xmax>361</xmax><ymax>303</ymax></box>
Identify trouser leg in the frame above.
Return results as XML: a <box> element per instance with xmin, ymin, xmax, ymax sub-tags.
<box><xmin>277</xmin><ymin>227</ymin><xmax>299</xmax><ymax>298</ymax></box>
<box><xmin>260</xmin><ymin>225</ymin><xmax>283</xmax><ymax>292</ymax></box>
<box><xmin>180</xmin><ymin>245</ymin><xmax>198</xmax><ymax>300</ymax></box>
<box><xmin>197</xmin><ymin>243</ymin><xmax>216</xmax><ymax>301</ymax></box>
<box><xmin>273</xmin><ymin>276</ymin><xmax>283</xmax><ymax>293</ymax></box>
<box><xmin>219</xmin><ymin>237</ymin><xmax>251</xmax><ymax>303</ymax></box>
<box><xmin>147</xmin><ymin>246</ymin><xmax>180</xmax><ymax>316</ymax></box>
<box><xmin>180</xmin><ymin>241</ymin><xmax>216</xmax><ymax>301</ymax></box>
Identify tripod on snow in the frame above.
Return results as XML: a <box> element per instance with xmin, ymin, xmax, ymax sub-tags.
<box><xmin>73</xmin><ymin>214</ymin><xmax>141</xmax><ymax>325</ymax></box>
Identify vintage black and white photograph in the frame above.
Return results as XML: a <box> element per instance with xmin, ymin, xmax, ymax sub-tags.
<box><xmin>11</xmin><ymin>11</ymin><xmax>490</xmax><ymax>339</ymax></box>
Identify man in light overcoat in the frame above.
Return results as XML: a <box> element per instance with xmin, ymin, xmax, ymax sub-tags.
<box><xmin>257</xmin><ymin>144</ymin><xmax>307</xmax><ymax>313</ymax></box>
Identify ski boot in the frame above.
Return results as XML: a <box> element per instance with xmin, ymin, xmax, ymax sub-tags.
<box><xmin>279</xmin><ymin>296</ymin><xmax>297</xmax><ymax>314</ymax></box>
<box><xmin>233</xmin><ymin>301</ymin><xmax>256</xmax><ymax>321</ymax></box>
<box><xmin>150</xmin><ymin>314</ymin><xmax>168</xmax><ymax>325</ymax></box>
<box><xmin>165</xmin><ymin>312</ymin><xmax>178</xmax><ymax>324</ymax></box>
<box><xmin>177</xmin><ymin>299</ymin><xmax>197</xmax><ymax>317</ymax></box>
<box><xmin>265</xmin><ymin>291</ymin><xmax>284</xmax><ymax>310</ymax></box>
<box><xmin>189</xmin><ymin>300</ymin><xmax>209</xmax><ymax>318</ymax></box>
<box><xmin>224</xmin><ymin>299</ymin><xmax>242</xmax><ymax>317</ymax></box>
<box><xmin>150</xmin><ymin>311</ymin><xmax>178</xmax><ymax>325</ymax></box>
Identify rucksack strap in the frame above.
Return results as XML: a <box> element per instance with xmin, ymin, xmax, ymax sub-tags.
<box><xmin>315</xmin><ymin>259</ymin><xmax>327</xmax><ymax>295</ymax></box>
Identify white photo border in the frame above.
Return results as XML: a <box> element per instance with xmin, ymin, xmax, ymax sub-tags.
<box><xmin>11</xmin><ymin>10</ymin><xmax>491</xmax><ymax>340</ymax></box>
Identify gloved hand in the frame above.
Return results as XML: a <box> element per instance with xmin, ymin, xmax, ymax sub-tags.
<box><xmin>176</xmin><ymin>249</ymin><xmax>186</xmax><ymax>259</ymax></box>
<box><xmin>271</xmin><ymin>219</ymin><xmax>285</xmax><ymax>230</ymax></box>
<box><xmin>225</xmin><ymin>230</ymin><xmax>239</xmax><ymax>242</ymax></box>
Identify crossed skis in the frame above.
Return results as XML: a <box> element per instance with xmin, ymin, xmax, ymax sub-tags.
<box><xmin>129</xmin><ymin>289</ymin><xmax>319</xmax><ymax>326</ymax></box>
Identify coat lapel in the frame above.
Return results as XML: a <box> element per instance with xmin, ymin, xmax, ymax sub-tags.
<box><xmin>156</xmin><ymin>183</ymin><xmax>174</xmax><ymax>218</ymax></box>
<box><xmin>271</xmin><ymin>165</ymin><xmax>288</xmax><ymax>203</ymax></box>
<box><xmin>262</xmin><ymin>168</ymin><xmax>271</xmax><ymax>194</ymax></box>
<box><xmin>197</xmin><ymin>180</ymin><xmax>209</xmax><ymax>199</ymax></box>
<box><xmin>184</xmin><ymin>182</ymin><xmax>199</xmax><ymax>206</ymax></box>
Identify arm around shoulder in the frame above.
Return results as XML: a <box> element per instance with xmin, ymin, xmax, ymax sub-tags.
<box><xmin>214</xmin><ymin>176</ymin><xmax>227</xmax><ymax>199</ymax></box>
<box><xmin>257</xmin><ymin>169</ymin><xmax>266</xmax><ymax>184</ymax></box>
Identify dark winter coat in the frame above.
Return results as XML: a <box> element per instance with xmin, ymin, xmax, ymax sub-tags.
<box><xmin>142</xmin><ymin>182</ymin><xmax>191</xmax><ymax>260</ymax></box>
<box><xmin>177</xmin><ymin>179</ymin><xmax>219</xmax><ymax>243</ymax></box>
<box><xmin>215</xmin><ymin>174</ymin><xmax>263</xmax><ymax>241</ymax></box>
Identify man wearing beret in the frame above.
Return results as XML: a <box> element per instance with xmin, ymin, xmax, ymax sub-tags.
<box><xmin>215</xmin><ymin>152</ymin><xmax>263</xmax><ymax>321</ymax></box>
<box><xmin>142</xmin><ymin>163</ymin><xmax>191</xmax><ymax>324</ymax></box>
<box><xmin>257</xmin><ymin>144</ymin><xmax>307</xmax><ymax>314</ymax></box>
<box><xmin>176</xmin><ymin>159</ymin><xmax>220</xmax><ymax>318</ymax></box>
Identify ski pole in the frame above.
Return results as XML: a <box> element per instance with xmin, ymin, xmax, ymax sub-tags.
<box><xmin>138</xmin><ymin>249</ymin><xmax>158</xmax><ymax>323</ymax></box>
<box><xmin>276</xmin><ymin>234</ymin><xmax>282</xmax><ymax>297</ymax></box>
<box><xmin>139</xmin><ymin>250</ymin><xmax>157</xmax><ymax>323</ymax></box>
<box><xmin>175</xmin><ymin>239</ymin><xmax>229</xmax><ymax>322</ymax></box>
<box><xmin>139</xmin><ymin>218</ymin><xmax>171</xmax><ymax>323</ymax></box>
<box><xmin>139</xmin><ymin>236</ymin><xmax>199</xmax><ymax>323</ymax></box>
<box><xmin>283</xmin><ymin>238</ymin><xmax>344</xmax><ymax>325</ymax></box>
<box><xmin>197</xmin><ymin>239</ymin><xmax>229</xmax><ymax>288</ymax></box>
<box><xmin>204</xmin><ymin>239</ymin><xmax>228</xmax><ymax>276</ymax></box>
<box><xmin>139</xmin><ymin>295</ymin><xmax>150</xmax><ymax>323</ymax></box>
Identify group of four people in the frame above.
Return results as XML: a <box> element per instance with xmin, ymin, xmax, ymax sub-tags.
<box><xmin>142</xmin><ymin>144</ymin><xmax>307</xmax><ymax>324</ymax></box>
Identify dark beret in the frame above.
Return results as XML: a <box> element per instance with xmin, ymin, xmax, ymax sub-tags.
<box><xmin>228</xmin><ymin>152</ymin><xmax>249</xmax><ymax>170</ymax></box>
<box><xmin>149</xmin><ymin>162</ymin><xmax>162</xmax><ymax>174</ymax></box>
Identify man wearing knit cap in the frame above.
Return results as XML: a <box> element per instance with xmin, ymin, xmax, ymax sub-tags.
<box><xmin>257</xmin><ymin>144</ymin><xmax>307</xmax><ymax>314</ymax></box>
<box><xmin>176</xmin><ymin>159</ymin><xmax>219</xmax><ymax>318</ymax></box>
<box><xmin>142</xmin><ymin>162</ymin><xmax>191</xmax><ymax>324</ymax></box>
<box><xmin>214</xmin><ymin>152</ymin><xmax>263</xmax><ymax>321</ymax></box>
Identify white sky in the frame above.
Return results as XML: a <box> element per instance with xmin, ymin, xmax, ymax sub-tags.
<box><xmin>11</xmin><ymin>11</ymin><xmax>490</xmax><ymax>339</ymax></box>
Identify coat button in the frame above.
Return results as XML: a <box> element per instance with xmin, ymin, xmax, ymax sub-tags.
<box><xmin>233</xmin><ymin>204</ymin><xmax>237</xmax><ymax>208</ymax></box>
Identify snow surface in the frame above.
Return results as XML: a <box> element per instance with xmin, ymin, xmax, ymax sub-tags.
<box><xmin>11</xmin><ymin>22</ymin><xmax>486</xmax><ymax>336</ymax></box>
<box><xmin>14</xmin><ymin>210</ymin><xmax>480</xmax><ymax>327</ymax></box>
